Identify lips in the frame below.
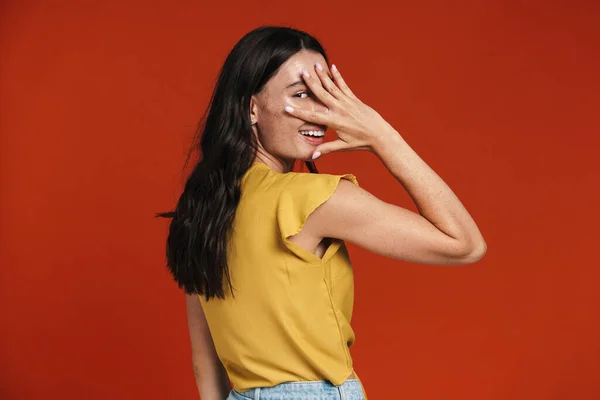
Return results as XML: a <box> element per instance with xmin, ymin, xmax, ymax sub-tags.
<box><xmin>299</xmin><ymin>133</ymin><xmax>325</xmax><ymax>145</ymax></box>
<box><xmin>300</xmin><ymin>124</ymin><xmax>327</xmax><ymax>131</ymax></box>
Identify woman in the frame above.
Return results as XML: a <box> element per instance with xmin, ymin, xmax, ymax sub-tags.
<box><xmin>157</xmin><ymin>26</ymin><xmax>487</xmax><ymax>400</ymax></box>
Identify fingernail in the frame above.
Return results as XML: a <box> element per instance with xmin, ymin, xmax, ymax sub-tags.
<box><xmin>284</xmin><ymin>106</ymin><xmax>294</xmax><ymax>113</ymax></box>
<box><xmin>315</xmin><ymin>62</ymin><xmax>323</xmax><ymax>71</ymax></box>
<box><xmin>312</xmin><ymin>151</ymin><xmax>321</xmax><ymax>160</ymax></box>
<box><xmin>302</xmin><ymin>69</ymin><xmax>310</xmax><ymax>78</ymax></box>
<box><xmin>332</xmin><ymin>64</ymin><xmax>338</xmax><ymax>73</ymax></box>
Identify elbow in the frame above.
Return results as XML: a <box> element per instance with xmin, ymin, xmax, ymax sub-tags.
<box><xmin>462</xmin><ymin>240</ymin><xmax>487</xmax><ymax>264</ymax></box>
<box><xmin>438</xmin><ymin>239</ymin><xmax>487</xmax><ymax>265</ymax></box>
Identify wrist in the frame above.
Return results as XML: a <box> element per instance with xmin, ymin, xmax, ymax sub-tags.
<box><xmin>370</xmin><ymin>128</ymin><xmax>404</xmax><ymax>155</ymax></box>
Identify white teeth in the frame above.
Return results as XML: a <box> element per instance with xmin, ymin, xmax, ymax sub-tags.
<box><xmin>299</xmin><ymin>130</ymin><xmax>325</xmax><ymax>137</ymax></box>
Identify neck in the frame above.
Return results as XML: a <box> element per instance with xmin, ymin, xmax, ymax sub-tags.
<box><xmin>254</xmin><ymin>152</ymin><xmax>294</xmax><ymax>173</ymax></box>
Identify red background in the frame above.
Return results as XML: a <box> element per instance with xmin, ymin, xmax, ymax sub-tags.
<box><xmin>1</xmin><ymin>1</ymin><xmax>599</xmax><ymax>399</ymax></box>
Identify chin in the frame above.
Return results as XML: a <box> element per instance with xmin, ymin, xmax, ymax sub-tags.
<box><xmin>297</xmin><ymin>153</ymin><xmax>315</xmax><ymax>162</ymax></box>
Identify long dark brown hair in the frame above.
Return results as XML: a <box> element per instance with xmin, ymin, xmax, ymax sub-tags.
<box><xmin>156</xmin><ymin>26</ymin><xmax>327</xmax><ymax>301</ymax></box>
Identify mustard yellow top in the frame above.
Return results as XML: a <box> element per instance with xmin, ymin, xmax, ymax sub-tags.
<box><xmin>198</xmin><ymin>162</ymin><xmax>366</xmax><ymax>396</ymax></box>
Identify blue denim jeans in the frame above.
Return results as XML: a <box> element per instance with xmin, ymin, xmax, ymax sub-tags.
<box><xmin>226</xmin><ymin>378</ymin><xmax>365</xmax><ymax>400</ymax></box>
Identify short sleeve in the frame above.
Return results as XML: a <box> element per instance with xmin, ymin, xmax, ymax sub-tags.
<box><xmin>276</xmin><ymin>172</ymin><xmax>359</xmax><ymax>265</ymax></box>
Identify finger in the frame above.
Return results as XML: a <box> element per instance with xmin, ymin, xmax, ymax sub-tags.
<box><xmin>314</xmin><ymin>63</ymin><xmax>345</xmax><ymax>102</ymax></box>
<box><xmin>300</xmin><ymin>68</ymin><xmax>340</xmax><ymax>110</ymax></box>
<box><xmin>312</xmin><ymin>139</ymin><xmax>351</xmax><ymax>159</ymax></box>
<box><xmin>330</xmin><ymin>64</ymin><xmax>358</xmax><ymax>100</ymax></box>
<box><xmin>284</xmin><ymin>105</ymin><xmax>334</xmax><ymax>127</ymax></box>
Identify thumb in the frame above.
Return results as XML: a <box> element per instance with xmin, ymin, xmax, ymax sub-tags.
<box><xmin>312</xmin><ymin>139</ymin><xmax>349</xmax><ymax>160</ymax></box>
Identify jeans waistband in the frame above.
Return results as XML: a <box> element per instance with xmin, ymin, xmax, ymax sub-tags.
<box><xmin>231</xmin><ymin>378</ymin><xmax>364</xmax><ymax>400</ymax></box>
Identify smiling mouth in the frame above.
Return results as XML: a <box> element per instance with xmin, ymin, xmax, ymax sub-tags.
<box><xmin>298</xmin><ymin>129</ymin><xmax>325</xmax><ymax>138</ymax></box>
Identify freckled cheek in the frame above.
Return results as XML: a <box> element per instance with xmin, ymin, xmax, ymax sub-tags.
<box><xmin>267</xmin><ymin>102</ymin><xmax>299</xmax><ymax>124</ymax></box>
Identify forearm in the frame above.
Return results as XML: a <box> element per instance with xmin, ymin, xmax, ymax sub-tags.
<box><xmin>192</xmin><ymin>356</ymin><xmax>232</xmax><ymax>400</ymax></box>
<box><xmin>372</xmin><ymin>131</ymin><xmax>486</xmax><ymax>255</ymax></box>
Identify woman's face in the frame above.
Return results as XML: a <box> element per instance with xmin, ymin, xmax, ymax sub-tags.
<box><xmin>250</xmin><ymin>50</ymin><xmax>331</xmax><ymax>172</ymax></box>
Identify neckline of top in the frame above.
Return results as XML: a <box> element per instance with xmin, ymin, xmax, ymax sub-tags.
<box><xmin>249</xmin><ymin>162</ymin><xmax>290</xmax><ymax>175</ymax></box>
<box><xmin>243</xmin><ymin>162</ymin><xmax>273</xmax><ymax>183</ymax></box>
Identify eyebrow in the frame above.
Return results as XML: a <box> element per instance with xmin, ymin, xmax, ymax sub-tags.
<box><xmin>286</xmin><ymin>80</ymin><xmax>307</xmax><ymax>89</ymax></box>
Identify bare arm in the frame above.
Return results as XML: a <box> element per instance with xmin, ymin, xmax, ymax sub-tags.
<box><xmin>373</xmin><ymin>132</ymin><xmax>487</xmax><ymax>258</ymax></box>
<box><xmin>185</xmin><ymin>294</ymin><xmax>231</xmax><ymax>399</ymax></box>
<box><xmin>286</xmin><ymin>62</ymin><xmax>486</xmax><ymax>264</ymax></box>
<box><xmin>305</xmin><ymin>132</ymin><xmax>486</xmax><ymax>265</ymax></box>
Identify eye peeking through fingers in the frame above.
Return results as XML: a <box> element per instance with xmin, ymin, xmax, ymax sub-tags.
<box><xmin>294</xmin><ymin>90</ymin><xmax>320</xmax><ymax>100</ymax></box>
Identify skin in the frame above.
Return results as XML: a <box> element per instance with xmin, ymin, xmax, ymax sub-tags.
<box><xmin>186</xmin><ymin>294</ymin><xmax>231</xmax><ymax>399</ymax></box>
<box><xmin>187</xmin><ymin>49</ymin><xmax>487</xmax><ymax>400</ymax></box>
<box><xmin>250</xmin><ymin>50</ymin><xmax>333</xmax><ymax>173</ymax></box>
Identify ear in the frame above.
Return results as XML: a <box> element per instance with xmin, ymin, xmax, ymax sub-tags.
<box><xmin>249</xmin><ymin>95</ymin><xmax>259</xmax><ymax>125</ymax></box>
